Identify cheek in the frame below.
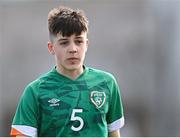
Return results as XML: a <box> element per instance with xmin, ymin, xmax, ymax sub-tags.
<box><xmin>54</xmin><ymin>50</ymin><xmax>65</xmax><ymax>59</ymax></box>
<box><xmin>85</xmin><ymin>47</ymin><xmax>88</xmax><ymax>53</ymax></box>
<box><xmin>80</xmin><ymin>48</ymin><xmax>87</xmax><ymax>58</ymax></box>
<box><xmin>56</xmin><ymin>53</ymin><xmax>64</xmax><ymax>59</ymax></box>
<box><xmin>84</xmin><ymin>46</ymin><xmax>88</xmax><ymax>54</ymax></box>
<box><xmin>85</xmin><ymin>44</ymin><xmax>88</xmax><ymax>53</ymax></box>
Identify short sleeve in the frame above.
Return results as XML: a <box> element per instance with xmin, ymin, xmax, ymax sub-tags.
<box><xmin>10</xmin><ymin>83</ymin><xmax>39</xmax><ymax>137</ymax></box>
<box><xmin>106</xmin><ymin>77</ymin><xmax>124</xmax><ymax>132</ymax></box>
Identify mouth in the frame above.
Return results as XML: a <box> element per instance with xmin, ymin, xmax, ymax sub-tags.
<box><xmin>67</xmin><ymin>57</ymin><xmax>79</xmax><ymax>60</ymax></box>
<box><xmin>66</xmin><ymin>57</ymin><xmax>80</xmax><ymax>64</ymax></box>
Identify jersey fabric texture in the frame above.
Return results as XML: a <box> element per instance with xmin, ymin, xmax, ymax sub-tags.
<box><xmin>11</xmin><ymin>66</ymin><xmax>124</xmax><ymax>137</ymax></box>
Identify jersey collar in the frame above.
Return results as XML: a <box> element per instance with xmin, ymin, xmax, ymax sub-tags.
<box><xmin>52</xmin><ymin>65</ymin><xmax>88</xmax><ymax>81</ymax></box>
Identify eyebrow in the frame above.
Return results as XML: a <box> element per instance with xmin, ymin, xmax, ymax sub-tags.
<box><xmin>58</xmin><ymin>38</ymin><xmax>68</xmax><ymax>42</ymax></box>
<box><xmin>58</xmin><ymin>36</ymin><xmax>84</xmax><ymax>42</ymax></box>
<box><xmin>75</xmin><ymin>36</ymin><xmax>84</xmax><ymax>39</ymax></box>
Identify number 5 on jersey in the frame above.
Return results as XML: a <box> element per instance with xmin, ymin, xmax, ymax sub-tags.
<box><xmin>70</xmin><ymin>109</ymin><xmax>84</xmax><ymax>131</ymax></box>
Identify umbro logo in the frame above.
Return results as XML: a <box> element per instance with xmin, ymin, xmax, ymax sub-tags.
<box><xmin>48</xmin><ymin>98</ymin><xmax>60</xmax><ymax>107</ymax></box>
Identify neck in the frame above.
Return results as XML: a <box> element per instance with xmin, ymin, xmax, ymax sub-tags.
<box><xmin>56</xmin><ymin>66</ymin><xmax>84</xmax><ymax>80</ymax></box>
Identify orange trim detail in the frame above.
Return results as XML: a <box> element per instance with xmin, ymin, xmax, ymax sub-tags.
<box><xmin>10</xmin><ymin>128</ymin><xmax>26</xmax><ymax>137</ymax></box>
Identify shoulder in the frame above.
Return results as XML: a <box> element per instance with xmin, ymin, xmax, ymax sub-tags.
<box><xmin>87</xmin><ymin>67</ymin><xmax>116</xmax><ymax>81</ymax></box>
<box><xmin>23</xmin><ymin>69</ymin><xmax>55</xmax><ymax>94</ymax></box>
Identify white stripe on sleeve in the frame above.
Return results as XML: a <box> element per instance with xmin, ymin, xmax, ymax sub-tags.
<box><xmin>12</xmin><ymin>125</ymin><xmax>37</xmax><ymax>137</ymax></box>
<box><xmin>107</xmin><ymin>117</ymin><xmax>125</xmax><ymax>132</ymax></box>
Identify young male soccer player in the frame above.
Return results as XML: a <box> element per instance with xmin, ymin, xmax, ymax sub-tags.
<box><xmin>10</xmin><ymin>6</ymin><xmax>125</xmax><ymax>137</ymax></box>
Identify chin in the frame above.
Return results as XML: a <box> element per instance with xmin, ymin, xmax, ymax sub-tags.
<box><xmin>66</xmin><ymin>65</ymin><xmax>81</xmax><ymax>71</ymax></box>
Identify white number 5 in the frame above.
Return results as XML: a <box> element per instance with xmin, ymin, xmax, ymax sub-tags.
<box><xmin>70</xmin><ymin>109</ymin><xmax>84</xmax><ymax>131</ymax></box>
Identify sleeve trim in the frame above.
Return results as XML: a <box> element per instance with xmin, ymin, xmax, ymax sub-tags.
<box><xmin>107</xmin><ymin>117</ymin><xmax>125</xmax><ymax>132</ymax></box>
<box><xmin>11</xmin><ymin>125</ymin><xmax>37</xmax><ymax>137</ymax></box>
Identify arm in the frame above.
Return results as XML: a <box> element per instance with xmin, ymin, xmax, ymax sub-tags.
<box><xmin>10</xmin><ymin>84</ymin><xmax>39</xmax><ymax>137</ymax></box>
<box><xmin>108</xmin><ymin>130</ymin><xmax>120</xmax><ymax>137</ymax></box>
<box><xmin>106</xmin><ymin>75</ymin><xmax>124</xmax><ymax>137</ymax></box>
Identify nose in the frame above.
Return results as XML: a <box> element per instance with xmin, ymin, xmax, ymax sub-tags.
<box><xmin>68</xmin><ymin>43</ymin><xmax>77</xmax><ymax>54</ymax></box>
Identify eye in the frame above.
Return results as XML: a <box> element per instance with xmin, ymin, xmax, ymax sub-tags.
<box><xmin>75</xmin><ymin>40</ymin><xmax>84</xmax><ymax>45</ymax></box>
<box><xmin>60</xmin><ymin>41</ymin><xmax>69</xmax><ymax>46</ymax></box>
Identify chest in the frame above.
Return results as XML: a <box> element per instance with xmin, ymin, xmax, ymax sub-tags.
<box><xmin>37</xmin><ymin>79</ymin><xmax>111</xmax><ymax>136</ymax></box>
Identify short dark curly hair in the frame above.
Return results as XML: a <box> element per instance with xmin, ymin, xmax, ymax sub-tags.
<box><xmin>48</xmin><ymin>6</ymin><xmax>89</xmax><ymax>42</ymax></box>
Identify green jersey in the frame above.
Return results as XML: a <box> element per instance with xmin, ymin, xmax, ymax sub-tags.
<box><xmin>11</xmin><ymin>66</ymin><xmax>124</xmax><ymax>137</ymax></box>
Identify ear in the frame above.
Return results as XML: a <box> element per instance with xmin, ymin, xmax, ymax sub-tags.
<box><xmin>47</xmin><ymin>41</ymin><xmax>55</xmax><ymax>55</ymax></box>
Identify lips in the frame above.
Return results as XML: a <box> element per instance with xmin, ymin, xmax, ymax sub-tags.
<box><xmin>67</xmin><ymin>57</ymin><xmax>79</xmax><ymax>60</ymax></box>
<box><xmin>66</xmin><ymin>57</ymin><xmax>80</xmax><ymax>63</ymax></box>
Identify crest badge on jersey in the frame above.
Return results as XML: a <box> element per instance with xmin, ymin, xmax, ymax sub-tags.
<box><xmin>90</xmin><ymin>91</ymin><xmax>106</xmax><ymax>108</ymax></box>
